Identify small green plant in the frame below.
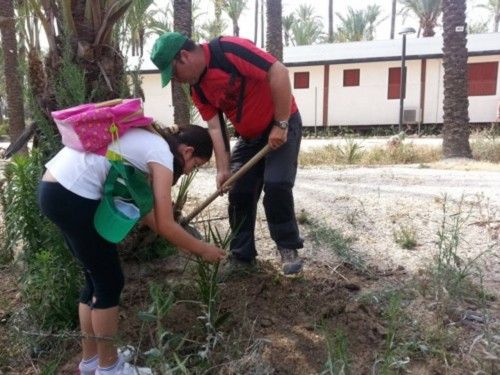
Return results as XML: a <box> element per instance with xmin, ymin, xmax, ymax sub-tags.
<box><xmin>337</xmin><ymin>137</ymin><xmax>364</xmax><ymax>164</ymax></box>
<box><xmin>195</xmin><ymin>222</ymin><xmax>232</xmax><ymax>360</ymax></box>
<box><xmin>393</xmin><ymin>224</ymin><xmax>418</xmax><ymax>249</ymax></box>
<box><xmin>138</xmin><ymin>282</ymin><xmax>190</xmax><ymax>373</ymax></box>
<box><xmin>321</xmin><ymin>326</ymin><xmax>351</xmax><ymax>375</ymax></box>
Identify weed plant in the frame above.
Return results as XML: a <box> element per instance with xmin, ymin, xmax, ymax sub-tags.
<box><xmin>320</xmin><ymin>326</ymin><xmax>351</xmax><ymax>375</ymax></box>
<box><xmin>433</xmin><ymin>196</ymin><xmax>489</xmax><ymax>301</ymax></box>
<box><xmin>393</xmin><ymin>224</ymin><xmax>418</xmax><ymax>249</ymax></box>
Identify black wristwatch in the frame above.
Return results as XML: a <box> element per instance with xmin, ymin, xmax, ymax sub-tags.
<box><xmin>274</xmin><ymin>120</ymin><xmax>289</xmax><ymax>129</ymax></box>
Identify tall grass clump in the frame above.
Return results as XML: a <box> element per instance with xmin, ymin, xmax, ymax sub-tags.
<box><xmin>471</xmin><ymin>125</ymin><xmax>500</xmax><ymax>163</ymax></box>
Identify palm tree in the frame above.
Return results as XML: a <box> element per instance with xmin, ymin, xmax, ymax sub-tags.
<box><xmin>201</xmin><ymin>0</ymin><xmax>228</xmax><ymax>40</ymax></box>
<box><xmin>476</xmin><ymin>0</ymin><xmax>500</xmax><ymax>32</ymax></box>
<box><xmin>291</xmin><ymin>4</ymin><xmax>324</xmax><ymax>45</ymax></box>
<box><xmin>328</xmin><ymin>0</ymin><xmax>334</xmax><ymax>42</ymax></box>
<box><xmin>223</xmin><ymin>0</ymin><xmax>247</xmax><ymax>36</ymax></box>
<box><xmin>399</xmin><ymin>0</ymin><xmax>442</xmax><ymax>37</ymax></box>
<box><xmin>125</xmin><ymin>0</ymin><xmax>155</xmax><ymax>57</ymax></box>
<box><xmin>172</xmin><ymin>0</ymin><xmax>191</xmax><ymax>127</ymax></box>
<box><xmin>391</xmin><ymin>0</ymin><xmax>397</xmax><ymax>38</ymax></box>
<box><xmin>335</xmin><ymin>6</ymin><xmax>384</xmax><ymax>42</ymax></box>
<box><xmin>441</xmin><ymin>0</ymin><xmax>472</xmax><ymax>158</ymax></box>
<box><xmin>266</xmin><ymin>0</ymin><xmax>282</xmax><ymax>60</ymax></box>
<box><xmin>282</xmin><ymin>14</ymin><xmax>295</xmax><ymax>46</ymax></box>
<box><xmin>365</xmin><ymin>4</ymin><xmax>386</xmax><ymax>40</ymax></box>
<box><xmin>0</xmin><ymin>0</ymin><xmax>26</xmax><ymax>154</ymax></box>
<box><xmin>468</xmin><ymin>20</ymin><xmax>489</xmax><ymax>33</ymax></box>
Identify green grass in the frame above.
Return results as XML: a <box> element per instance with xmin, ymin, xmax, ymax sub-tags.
<box><xmin>307</xmin><ymin>220</ymin><xmax>366</xmax><ymax>271</ymax></box>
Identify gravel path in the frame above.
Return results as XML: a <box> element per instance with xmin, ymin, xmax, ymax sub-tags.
<box><xmin>188</xmin><ymin>162</ymin><xmax>500</xmax><ymax>287</ymax></box>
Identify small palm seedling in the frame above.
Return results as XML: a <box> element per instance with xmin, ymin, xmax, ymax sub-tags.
<box><xmin>195</xmin><ymin>221</ymin><xmax>233</xmax><ymax>360</ymax></box>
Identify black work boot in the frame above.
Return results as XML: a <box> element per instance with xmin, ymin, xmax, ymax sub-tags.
<box><xmin>278</xmin><ymin>247</ymin><xmax>303</xmax><ymax>275</ymax></box>
<box><xmin>217</xmin><ymin>255</ymin><xmax>257</xmax><ymax>282</ymax></box>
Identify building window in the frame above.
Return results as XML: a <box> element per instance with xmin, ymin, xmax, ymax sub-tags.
<box><xmin>294</xmin><ymin>72</ymin><xmax>309</xmax><ymax>89</ymax></box>
<box><xmin>343</xmin><ymin>69</ymin><xmax>360</xmax><ymax>86</ymax></box>
<box><xmin>468</xmin><ymin>62</ymin><xmax>498</xmax><ymax>96</ymax></box>
<box><xmin>388</xmin><ymin>67</ymin><xmax>402</xmax><ymax>99</ymax></box>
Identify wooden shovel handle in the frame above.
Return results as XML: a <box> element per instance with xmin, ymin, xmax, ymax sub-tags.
<box><xmin>95</xmin><ymin>98</ymin><xmax>123</xmax><ymax>108</ymax></box>
<box><xmin>182</xmin><ymin>144</ymin><xmax>272</xmax><ymax>224</ymax></box>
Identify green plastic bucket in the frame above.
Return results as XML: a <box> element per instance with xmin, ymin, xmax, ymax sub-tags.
<box><xmin>94</xmin><ymin>160</ymin><xmax>153</xmax><ymax>243</ymax></box>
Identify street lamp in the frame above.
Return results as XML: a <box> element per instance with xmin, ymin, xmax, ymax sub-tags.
<box><xmin>398</xmin><ymin>27</ymin><xmax>416</xmax><ymax>132</ymax></box>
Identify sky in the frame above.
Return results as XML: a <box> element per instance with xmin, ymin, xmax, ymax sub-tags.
<box><xmin>161</xmin><ymin>0</ymin><xmax>494</xmax><ymax>45</ymax></box>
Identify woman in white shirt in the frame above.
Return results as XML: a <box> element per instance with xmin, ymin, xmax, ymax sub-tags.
<box><xmin>38</xmin><ymin>124</ymin><xmax>225</xmax><ymax>375</ymax></box>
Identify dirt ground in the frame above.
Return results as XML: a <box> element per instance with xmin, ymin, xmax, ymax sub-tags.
<box><xmin>1</xmin><ymin>154</ymin><xmax>500</xmax><ymax>374</ymax></box>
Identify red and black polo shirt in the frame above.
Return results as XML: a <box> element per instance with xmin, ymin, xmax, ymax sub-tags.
<box><xmin>191</xmin><ymin>36</ymin><xmax>298</xmax><ymax>139</ymax></box>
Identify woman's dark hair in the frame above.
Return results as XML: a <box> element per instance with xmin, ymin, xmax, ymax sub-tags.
<box><xmin>153</xmin><ymin>124</ymin><xmax>213</xmax><ymax>184</ymax></box>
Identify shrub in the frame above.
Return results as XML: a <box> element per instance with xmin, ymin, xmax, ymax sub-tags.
<box><xmin>1</xmin><ymin>151</ymin><xmax>80</xmax><ymax>330</ymax></box>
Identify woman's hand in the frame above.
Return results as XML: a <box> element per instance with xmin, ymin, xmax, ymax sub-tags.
<box><xmin>201</xmin><ymin>244</ymin><xmax>226</xmax><ymax>263</ymax></box>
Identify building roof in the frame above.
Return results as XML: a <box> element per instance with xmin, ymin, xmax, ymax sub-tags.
<box><xmin>132</xmin><ymin>32</ymin><xmax>500</xmax><ymax>72</ymax></box>
<box><xmin>284</xmin><ymin>32</ymin><xmax>500</xmax><ymax>66</ymax></box>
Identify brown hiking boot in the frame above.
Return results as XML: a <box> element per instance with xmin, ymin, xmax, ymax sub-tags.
<box><xmin>278</xmin><ymin>247</ymin><xmax>303</xmax><ymax>275</ymax></box>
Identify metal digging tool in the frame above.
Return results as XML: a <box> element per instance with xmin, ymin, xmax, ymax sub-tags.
<box><xmin>181</xmin><ymin>144</ymin><xmax>272</xmax><ymax>233</ymax></box>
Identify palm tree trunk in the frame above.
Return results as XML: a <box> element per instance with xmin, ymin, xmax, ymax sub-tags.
<box><xmin>266</xmin><ymin>0</ymin><xmax>282</xmax><ymax>61</ymax></box>
<box><xmin>328</xmin><ymin>0</ymin><xmax>334</xmax><ymax>42</ymax></box>
<box><xmin>442</xmin><ymin>0</ymin><xmax>472</xmax><ymax>158</ymax></box>
<box><xmin>390</xmin><ymin>0</ymin><xmax>396</xmax><ymax>39</ymax></box>
<box><xmin>495</xmin><ymin>14</ymin><xmax>499</xmax><ymax>32</ymax></box>
<box><xmin>172</xmin><ymin>0</ymin><xmax>191</xmax><ymax>127</ymax></box>
<box><xmin>0</xmin><ymin>0</ymin><xmax>26</xmax><ymax>154</ymax></box>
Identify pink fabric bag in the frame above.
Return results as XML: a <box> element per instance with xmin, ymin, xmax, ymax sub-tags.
<box><xmin>51</xmin><ymin>98</ymin><xmax>153</xmax><ymax>155</ymax></box>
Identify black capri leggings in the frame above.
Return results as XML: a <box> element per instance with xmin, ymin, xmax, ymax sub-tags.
<box><xmin>37</xmin><ymin>181</ymin><xmax>124</xmax><ymax>309</ymax></box>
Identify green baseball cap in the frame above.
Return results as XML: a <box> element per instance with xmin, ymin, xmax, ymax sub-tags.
<box><xmin>151</xmin><ymin>32</ymin><xmax>188</xmax><ymax>87</ymax></box>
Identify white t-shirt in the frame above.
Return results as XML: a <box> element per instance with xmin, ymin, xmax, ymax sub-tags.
<box><xmin>46</xmin><ymin>128</ymin><xmax>173</xmax><ymax>199</ymax></box>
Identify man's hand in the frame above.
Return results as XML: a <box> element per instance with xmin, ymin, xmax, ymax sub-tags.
<box><xmin>216</xmin><ymin>168</ymin><xmax>232</xmax><ymax>191</ymax></box>
<box><xmin>268</xmin><ymin>126</ymin><xmax>288</xmax><ymax>149</ymax></box>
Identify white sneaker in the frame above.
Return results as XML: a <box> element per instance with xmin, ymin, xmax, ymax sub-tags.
<box><xmin>79</xmin><ymin>355</ymin><xmax>98</xmax><ymax>375</ymax></box>
<box><xmin>95</xmin><ymin>355</ymin><xmax>153</xmax><ymax>375</ymax></box>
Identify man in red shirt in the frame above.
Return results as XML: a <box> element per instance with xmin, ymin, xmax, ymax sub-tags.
<box><xmin>151</xmin><ymin>32</ymin><xmax>303</xmax><ymax>276</ymax></box>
